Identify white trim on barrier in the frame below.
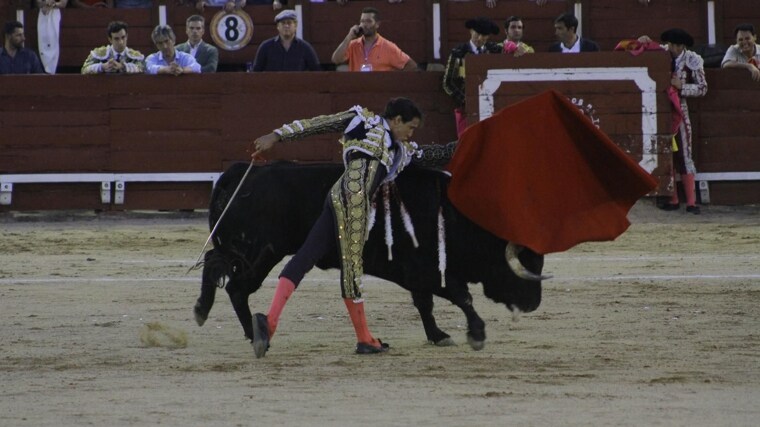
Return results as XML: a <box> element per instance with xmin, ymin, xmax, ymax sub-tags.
<box><xmin>0</xmin><ymin>173</ymin><xmax>221</xmax><ymax>206</ymax></box>
<box><xmin>695</xmin><ymin>172</ymin><xmax>760</xmax><ymax>181</ymax></box>
<box><xmin>112</xmin><ymin>173</ymin><xmax>221</xmax><ymax>205</ymax></box>
<box><xmin>0</xmin><ymin>174</ymin><xmax>114</xmax><ymax>205</ymax></box>
<box><xmin>691</xmin><ymin>172</ymin><xmax>760</xmax><ymax>205</ymax></box>
<box><xmin>478</xmin><ymin>67</ymin><xmax>658</xmax><ymax>173</ymax></box>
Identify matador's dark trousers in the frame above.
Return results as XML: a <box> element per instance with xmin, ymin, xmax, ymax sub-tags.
<box><xmin>280</xmin><ymin>152</ymin><xmax>388</xmax><ymax>298</ymax></box>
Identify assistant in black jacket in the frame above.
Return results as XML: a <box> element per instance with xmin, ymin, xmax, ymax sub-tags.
<box><xmin>549</xmin><ymin>13</ymin><xmax>600</xmax><ymax>53</ymax></box>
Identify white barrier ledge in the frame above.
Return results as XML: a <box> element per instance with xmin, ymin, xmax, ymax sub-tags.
<box><xmin>0</xmin><ymin>174</ymin><xmax>114</xmax><ymax>205</ymax></box>
<box><xmin>112</xmin><ymin>173</ymin><xmax>221</xmax><ymax>204</ymax></box>
<box><xmin>0</xmin><ymin>173</ymin><xmax>221</xmax><ymax>206</ymax></box>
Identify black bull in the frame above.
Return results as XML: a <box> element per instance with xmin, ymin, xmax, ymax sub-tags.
<box><xmin>194</xmin><ymin>161</ymin><xmax>545</xmax><ymax>350</ymax></box>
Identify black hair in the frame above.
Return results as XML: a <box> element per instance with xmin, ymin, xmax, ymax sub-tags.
<box><xmin>554</xmin><ymin>13</ymin><xmax>578</xmax><ymax>33</ymax></box>
<box><xmin>4</xmin><ymin>21</ymin><xmax>22</xmax><ymax>36</ymax></box>
<box><xmin>362</xmin><ymin>7</ymin><xmax>380</xmax><ymax>21</ymax></box>
<box><xmin>504</xmin><ymin>16</ymin><xmax>523</xmax><ymax>29</ymax></box>
<box><xmin>107</xmin><ymin>21</ymin><xmax>128</xmax><ymax>38</ymax></box>
<box><xmin>383</xmin><ymin>98</ymin><xmax>422</xmax><ymax>123</ymax></box>
<box><xmin>734</xmin><ymin>23</ymin><xmax>756</xmax><ymax>37</ymax></box>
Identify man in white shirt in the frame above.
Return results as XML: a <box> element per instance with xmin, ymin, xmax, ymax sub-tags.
<box><xmin>721</xmin><ymin>23</ymin><xmax>760</xmax><ymax>82</ymax></box>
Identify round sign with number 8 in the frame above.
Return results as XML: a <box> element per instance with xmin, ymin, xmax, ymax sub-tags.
<box><xmin>210</xmin><ymin>10</ymin><xmax>254</xmax><ymax>51</ymax></box>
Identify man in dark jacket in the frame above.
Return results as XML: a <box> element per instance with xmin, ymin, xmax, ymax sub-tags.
<box><xmin>549</xmin><ymin>13</ymin><xmax>600</xmax><ymax>53</ymax></box>
<box><xmin>0</xmin><ymin>21</ymin><xmax>45</xmax><ymax>74</ymax></box>
<box><xmin>442</xmin><ymin>17</ymin><xmax>501</xmax><ymax>136</ymax></box>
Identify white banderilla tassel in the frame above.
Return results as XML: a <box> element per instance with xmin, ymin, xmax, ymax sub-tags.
<box><xmin>383</xmin><ymin>183</ymin><xmax>393</xmax><ymax>261</ymax></box>
<box><xmin>397</xmin><ymin>196</ymin><xmax>419</xmax><ymax>248</ymax></box>
<box><xmin>366</xmin><ymin>199</ymin><xmax>377</xmax><ymax>241</ymax></box>
<box><xmin>437</xmin><ymin>207</ymin><xmax>446</xmax><ymax>287</ymax></box>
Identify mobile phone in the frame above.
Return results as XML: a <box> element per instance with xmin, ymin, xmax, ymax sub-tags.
<box><xmin>354</xmin><ymin>27</ymin><xmax>364</xmax><ymax>36</ymax></box>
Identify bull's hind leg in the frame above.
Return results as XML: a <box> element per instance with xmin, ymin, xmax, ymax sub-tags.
<box><xmin>411</xmin><ymin>291</ymin><xmax>455</xmax><ymax>346</ymax></box>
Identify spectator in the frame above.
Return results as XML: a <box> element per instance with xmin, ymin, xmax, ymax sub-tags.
<box><xmin>721</xmin><ymin>23</ymin><xmax>760</xmax><ymax>82</ymax></box>
<box><xmin>443</xmin><ymin>17</ymin><xmax>500</xmax><ymax>136</ymax></box>
<box><xmin>331</xmin><ymin>7</ymin><xmax>417</xmax><ymax>71</ymax></box>
<box><xmin>71</xmin><ymin>0</ymin><xmax>113</xmax><ymax>7</ymax></box>
<box><xmin>332</xmin><ymin>0</ymin><xmax>407</xmax><ymax>4</ymax></box>
<box><xmin>0</xmin><ymin>21</ymin><xmax>45</xmax><ymax>74</ymax></box>
<box><xmin>549</xmin><ymin>13</ymin><xmax>600</xmax><ymax>53</ymax></box>
<box><xmin>639</xmin><ymin>29</ymin><xmax>706</xmax><ymax>214</ymax></box>
<box><xmin>246</xmin><ymin>0</ymin><xmax>287</xmax><ymax>11</ymax></box>
<box><xmin>145</xmin><ymin>25</ymin><xmax>201</xmax><ymax>75</ymax></box>
<box><xmin>196</xmin><ymin>0</ymin><xmax>243</xmax><ymax>13</ymax></box>
<box><xmin>36</xmin><ymin>0</ymin><xmax>68</xmax><ymax>13</ymax></box>
<box><xmin>114</xmin><ymin>0</ymin><xmax>152</xmax><ymax>8</ymax></box>
<box><xmin>252</xmin><ymin>9</ymin><xmax>320</xmax><ymax>71</ymax></box>
<box><xmin>82</xmin><ymin>21</ymin><xmax>145</xmax><ymax>74</ymax></box>
<box><xmin>36</xmin><ymin>0</ymin><xmax>67</xmax><ymax>74</ymax></box>
<box><xmin>176</xmin><ymin>15</ymin><xmax>218</xmax><ymax>73</ymax></box>
<box><xmin>502</xmin><ymin>15</ymin><xmax>535</xmax><ymax>57</ymax></box>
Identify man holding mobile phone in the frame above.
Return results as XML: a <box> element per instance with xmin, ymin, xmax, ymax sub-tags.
<box><xmin>331</xmin><ymin>7</ymin><xmax>417</xmax><ymax>71</ymax></box>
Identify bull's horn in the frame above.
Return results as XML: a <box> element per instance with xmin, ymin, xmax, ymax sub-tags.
<box><xmin>505</xmin><ymin>242</ymin><xmax>552</xmax><ymax>281</ymax></box>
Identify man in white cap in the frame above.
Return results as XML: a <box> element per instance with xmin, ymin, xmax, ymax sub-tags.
<box><xmin>251</xmin><ymin>9</ymin><xmax>320</xmax><ymax>71</ymax></box>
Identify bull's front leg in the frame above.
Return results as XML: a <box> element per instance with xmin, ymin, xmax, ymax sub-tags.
<box><xmin>411</xmin><ymin>290</ymin><xmax>455</xmax><ymax>346</ymax></box>
<box><xmin>194</xmin><ymin>284</ymin><xmax>217</xmax><ymax>326</ymax></box>
<box><xmin>225</xmin><ymin>279</ymin><xmax>254</xmax><ymax>341</ymax></box>
<box><xmin>443</xmin><ymin>277</ymin><xmax>486</xmax><ymax>351</ymax></box>
<box><xmin>194</xmin><ymin>250</ymin><xmax>222</xmax><ymax>326</ymax></box>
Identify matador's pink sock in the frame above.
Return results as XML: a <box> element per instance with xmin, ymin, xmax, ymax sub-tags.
<box><xmin>267</xmin><ymin>276</ymin><xmax>296</xmax><ymax>337</ymax></box>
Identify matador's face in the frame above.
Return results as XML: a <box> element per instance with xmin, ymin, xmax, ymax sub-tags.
<box><xmin>389</xmin><ymin>117</ymin><xmax>421</xmax><ymax>143</ymax></box>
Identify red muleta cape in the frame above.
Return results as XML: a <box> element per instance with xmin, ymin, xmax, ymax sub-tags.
<box><xmin>447</xmin><ymin>90</ymin><xmax>658</xmax><ymax>254</ymax></box>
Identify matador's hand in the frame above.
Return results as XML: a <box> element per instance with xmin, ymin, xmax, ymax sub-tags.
<box><xmin>252</xmin><ymin>133</ymin><xmax>280</xmax><ymax>157</ymax></box>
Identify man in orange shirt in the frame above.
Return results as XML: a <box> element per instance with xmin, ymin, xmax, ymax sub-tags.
<box><xmin>331</xmin><ymin>7</ymin><xmax>417</xmax><ymax>71</ymax></box>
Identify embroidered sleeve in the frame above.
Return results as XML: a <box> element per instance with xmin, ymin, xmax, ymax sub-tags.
<box><xmin>681</xmin><ymin>52</ymin><xmax>707</xmax><ymax>98</ymax></box>
<box><xmin>81</xmin><ymin>52</ymin><xmax>103</xmax><ymax>74</ymax></box>
<box><xmin>413</xmin><ymin>141</ymin><xmax>458</xmax><ymax>168</ymax></box>
<box><xmin>274</xmin><ymin>109</ymin><xmax>358</xmax><ymax>142</ymax></box>
<box><xmin>81</xmin><ymin>47</ymin><xmax>108</xmax><ymax>74</ymax></box>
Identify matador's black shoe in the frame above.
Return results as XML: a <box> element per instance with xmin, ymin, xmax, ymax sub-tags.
<box><xmin>252</xmin><ymin>313</ymin><xmax>270</xmax><ymax>359</ymax></box>
<box><xmin>355</xmin><ymin>340</ymin><xmax>390</xmax><ymax>354</ymax></box>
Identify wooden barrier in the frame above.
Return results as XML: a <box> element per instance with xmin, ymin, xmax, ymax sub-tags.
<box><xmin>714</xmin><ymin>0</ymin><xmax>760</xmax><ymax>47</ymax></box>
<box><xmin>691</xmin><ymin>68</ymin><xmax>760</xmax><ymax>204</ymax></box>
<box><xmin>0</xmin><ymin>72</ymin><xmax>457</xmax><ymax>210</ymax></box>
<box><xmin>1</xmin><ymin>57</ymin><xmax>759</xmax><ymax>210</ymax></box>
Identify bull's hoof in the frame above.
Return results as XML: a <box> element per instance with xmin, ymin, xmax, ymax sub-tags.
<box><xmin>252</xmin><ymin>313</ymin><xmax>270</xmax><ymax>359</ymax></box>
<box><xmin>467</xmin><ymin>334</ymin><xmax>485</xmax><ymax>351</ymax></box>
<box><xmin>432</xmin><ymin>337</ymin><xmax>457</xmax><ymax>347</ymax></box>
<box><xmin>193</xmin><ymin>302</ymin><xmax>208</xmax><ymax>326</ymax></box>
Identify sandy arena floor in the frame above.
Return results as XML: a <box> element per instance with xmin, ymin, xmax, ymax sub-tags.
<box><xmin>1</xmin><ymin>201</ymin><xmax>758</xmax><ymax>427</ymax></box>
